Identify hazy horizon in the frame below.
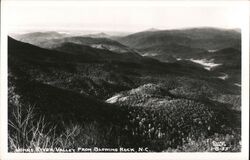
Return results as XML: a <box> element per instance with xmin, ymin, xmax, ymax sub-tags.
<box><xmin>9</xmin><ymin>26</ymin><xmax>241</xmax><ymax>37</ymax></box>
<box><xmin>4</xmin><ymin>1</ymin><xmax>247</xmax><ymax>34</ymax></box>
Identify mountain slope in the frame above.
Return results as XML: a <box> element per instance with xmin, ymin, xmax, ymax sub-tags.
<box><xmin>8</xmin><ymin>36</ymin><xmax>241</xmax><ymax>151</ymax></box>
<box><xmin>9</xmin><ymin>36</ymin><xmax>233</xmax><ymax>101</ymax></box>
<box><xmin>14</xmin><ymin>32</ymin><xmax>139</xmax><ymax>55</ymax></box>
<box><xmin>117</xmin><ymin>27</ymin><xmax>241</xmax><ymax>61</ymax></box>
<box><xmin>105</xmin><ymin>83</ymin><xmax>240</xmax><ymax>150</ymax></box>
<box><xmin>118</xmin><ymin>27</ymin><xmax>240</xmax><ymax>49</ymax></box>
<box><xmin>8</xmin><ymin>36</ymin><xmax>142</xmax><ymax>63</ymax></box>
<box><xmin>208</xmin><ymin>48</ymin><xmax>241</xmax><ymax>84</ymax></box>
<box><xmin>13</xmin><ymin>31</ymin><xmax>68</xmax><ymax>44</ymax></box>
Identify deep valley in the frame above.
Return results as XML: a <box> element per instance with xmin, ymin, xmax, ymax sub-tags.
<box><xmin>8</xmin><ymin>27</ymin><xmax>241</xmax><ymax>152</ymax></box>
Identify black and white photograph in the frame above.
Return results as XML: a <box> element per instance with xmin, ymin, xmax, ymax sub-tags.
<box><xmin>0</xmin><ymin>0</ymin><xmax>249</xmax><ymax>159</ymax></box>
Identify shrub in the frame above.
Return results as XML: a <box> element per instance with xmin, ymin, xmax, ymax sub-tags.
<box><xmin>8</xmin><ymin>105</ymin><xmax>57</xmax><ymax>152</ymax></box>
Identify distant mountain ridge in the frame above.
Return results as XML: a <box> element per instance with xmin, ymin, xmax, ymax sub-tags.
<box><xmin>14</xmin><ymin>31</ymin><xmax>69</xmax><ymax>44</ymax></box>
<box><xmin>13</xmin><ymin>31</ymin><xmax>140</xmax><ymax>55</ymax></box>
<box><xmin>144</xmin><ymin>28</ymin><xmax>160</xmax><ymax>32</ymax></box>
<box><xmin>117</xmin><ymin>27</ymin><xmax>241</xmax><ymax>61</ymax></box>
<box><xmin>84</xmin><ymin>32</ymin><xmax>110</xmax><ymax>38</ymax></box>
<box><xmin>8</xmin><ymin>36</ymin><xmax>142</xmax><ymax>64</ymax></box>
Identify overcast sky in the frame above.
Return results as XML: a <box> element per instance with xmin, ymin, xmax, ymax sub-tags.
<box><xmin>3</xmin><ymin>1</ymin><xmax>248</xmax><ymax>33</ymax></box>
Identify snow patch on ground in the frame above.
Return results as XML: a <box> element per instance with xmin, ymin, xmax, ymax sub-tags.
<box><xmin>106</xmin><ymin>94</ymin><xmax>128</xmax><ymax>103</ymax></box>
<box><xmin>106</xmin><ymin>94</ymin><xmax>122</xmax><ymax>103</ymax></box>
<box><xmin>142</xmin><ymin>53</ymin><xmax>158</xmax><ymax>57</ymax></box>
<box><xmin>208</xmin><ymin>49</ymin><xmax>218</xmax><ymax>53</ymax></box>
<box><xmin>90</xmin><ymin>44</ymin><xmax>128</xmax><ymax>53</ymax></box>
<box><xmin>234</xmin><ymin>83</ymin><xmax>241</xmax><ymax>87</ymax></box>
<box><xmin>218</xmin><ymin>73</ymin><xmax>229</xmax><ymax>80</ymax></box>
<box><xmin>188</xmin><ymin>58</ymin><xmax>222</xmax><ymax>71</ymax></box>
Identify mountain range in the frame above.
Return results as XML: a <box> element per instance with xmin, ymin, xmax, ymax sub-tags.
<box><xmin>117</xmin><ymin>27</ymin><xmax>240</xmax><ymax>60</ymax></box>
<box><xmin>8</xmin><ymin>27</ymin><xmax>241</xmax><ymax>152</ymax></box>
